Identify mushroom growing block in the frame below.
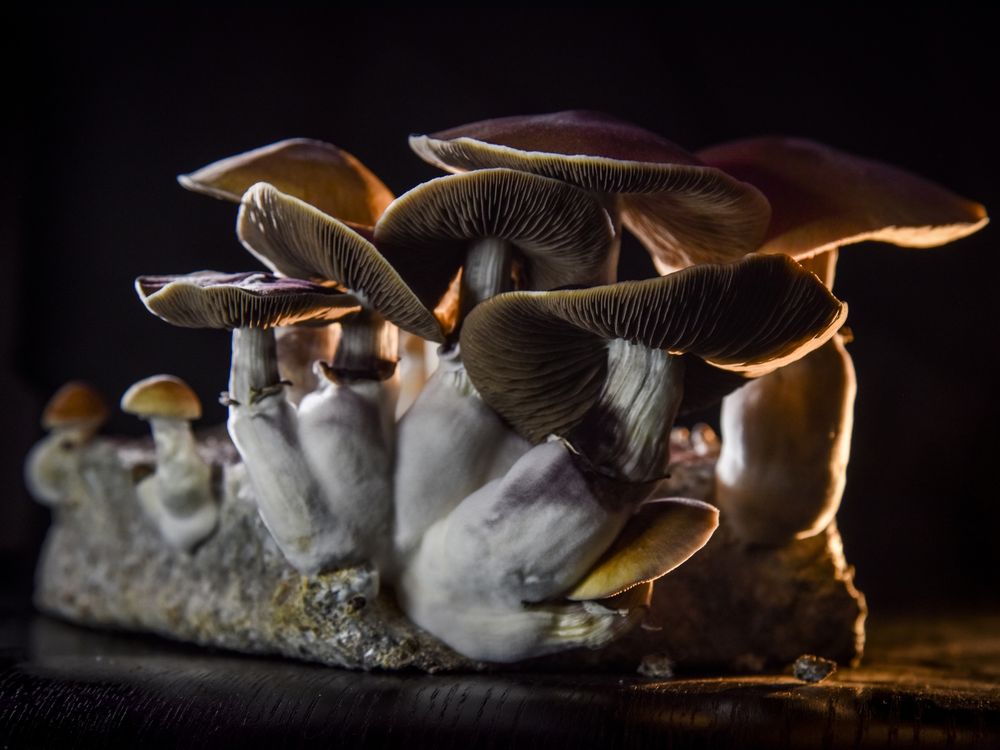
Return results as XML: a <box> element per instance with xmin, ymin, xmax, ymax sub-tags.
<box><xmin>120</xmin><ymin>374</ymin><xmax>217</xmax><ymax>551</ymax></box>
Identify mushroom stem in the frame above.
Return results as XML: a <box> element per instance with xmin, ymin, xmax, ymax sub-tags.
<box><xmin>328</xmin><ymin>309</ymin><xmax>399</xmax><ymax>382</ymax></box>
<box><xmin>571</xmin><ymin>342</ymin><xmax>685</xmax><ymax>484</ymax></box>
<box><xmin>398</xmin><ymin>441</ymin><xmax>635</xmax><ymax>662</ymax></box>
<box><xmin>459</xmin><ymin>238</ymin><xmax>514</xmax><ymax>321</ymax></box>
<box><xmin>392</xmin><ymin>345</ymin><xmax>531</xmax><ymax>560</ymax></box>
<box><xmin>715</xmin><ymin>333</ymin><xmax>856</xmax><ymax>545</ymax></box>
<box><xmin>24</xmin><ymin>426</ymin><xmax>94</xmax><ymax>507</ymax></box>
<box><xmin>147</xmin><ymin>416</ymin><xmax>212</xmax><ymax>517</ymax></box>
<box><xmin>275</xmin><ymin>325</ymin><xmax>338</xmax><ymax>406</ymax></box>
<box><xmin>227</xmin><ymin>326</ymin><xmax>347</xmax><ymax>574</ymax></box>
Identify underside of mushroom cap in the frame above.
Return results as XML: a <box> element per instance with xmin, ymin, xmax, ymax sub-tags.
<box><xmin>237</xmin><ymin>182</ymin><xmax>444</xmax><ymax>342</ymax></box>
<box><xmin>178</xmin><ymin>138</ymin><xmax>394</xmax><ymax>225</ymax></box>
<box><xmin>374</xmin><ymin>168</ymin><xmax>615</xmax><ymax>312</ymax></box>
<box><xmin>698</xmin><ymin>136</ymin><xmax>989</xmax><ymax>259</ymax></box>
<box><xmin>136</xmin><ymin>271</ymin><xmax>360</xmax><ymax>329</ymax></box>
<box><xmin>460</xmin><ymin>254</ymin><xmax>846</xmax><ymax>443</ymax></box>
<box><xmin>409</xmin><ymin>111</ymin><xmax>771</xmax><ymax>270</ymax></box>
<box><xmin>567</xmin><ymin>497</ymin><xmax>719</xmax><ymax>601</ymax></box>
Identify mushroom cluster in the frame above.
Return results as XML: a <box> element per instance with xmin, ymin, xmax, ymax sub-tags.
<box><xmin>26</xmin><ymin>113</ymin><xmax>987</xmax><ymax>665</ymax></box>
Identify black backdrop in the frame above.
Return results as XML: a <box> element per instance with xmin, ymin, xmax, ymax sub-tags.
<box><xmin>3</xmin><ymin>8</ymin><xmax>997</xmax><ymax>612</ymax></box>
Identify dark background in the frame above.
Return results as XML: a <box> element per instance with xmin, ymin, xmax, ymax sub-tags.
<box><xmin>2</xmin><ymin>8</ymin><xmax>996</xmax><ymax>613</ymax></box>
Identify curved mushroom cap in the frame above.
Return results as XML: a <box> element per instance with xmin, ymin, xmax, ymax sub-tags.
<box><xmin>699</xmin><ymin>137</ymin><xmax>989</xmax><ymax>259</ymax></box>
<box><xmin>374</xmin><ymin>168</ymin><xmax>615</xmax><ymax>310</ymax></box>
<box><xmin>178</xmin><ymin>138</ymin><xmax>394</xmax><ymax>225</ymax></box>
<box><xmin>461</xmin><ymin>253</ymin><xmax>847</xmax><ymax>443</ymax></box>
<box><xmin>237</xmin><ymin>182</ymin><xmax>444</xmax><ymax>342</ymax></box>
<box><xmin>136</xmin><ymin>271</ymin><xmax>360</xmax><ymax>329</ymax></box>
<box><xmin>42</xmin><ymin>381</ymin><xmax>109</xmax><ymax>431</ymax></box>
<box><xmin>409</xmin><ymin>111</ymin><xmax>771</xmax><ymax>270</ymax></box>
<box><xmin>567</xmin><ymin>497</ymin><xmax>719</xmax><ymax>601</ymax></box>
<box><xmin>121</xmin><ymin>374</ymin><xmax>202</xmax><ymax>421</ymax></box>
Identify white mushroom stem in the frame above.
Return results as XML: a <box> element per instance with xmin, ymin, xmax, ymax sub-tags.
<box><xmin>715</xmin><ymin>332</ymin><xmax>856</xmax><ymax>545</ymax></box>
<box><xmin>393</xmin><ymin>345</ymin><xmax>530</xmax><ymax>559</ymax></box>
<box><xmin>571</xmin><ymin>341</ymin><xmax>685</xmax><ymax>484</ymax></box>
<box><xmin>398</xmin><ymin>441</ymin><xmax>635</xmax><ymax>662</ymax></box>
<box><xmin>227</xmin><ymin>326</ymin><xmax>345</xmax><ymax>574</ymax></box>
<box><xmin>298</xmin><ymin>372</ymin><xmax>398</xmax><ymax>570</ymax></box>
<box><xmin>275</xmin><ymin>325</ymin><xmax>338</xmax><ymax>406</ymax></box>
<box><xmin>146</xmin><ymin>417</ymin><xmax>212</xmax><ymax>516</ymax></box>
<box><xmin>396</xmin><ymin>332</ymin><xmax>432</xmax><ymax>419</ymax></box>
<box><xmin>459</xmin><ymin>238</ymin><xmax>513</xmax><ymax>319</ymax></box>
<box><xmin>24</xmin><ymin>426</ymin><xmax>94</xmax><ymax>507</ymax></box>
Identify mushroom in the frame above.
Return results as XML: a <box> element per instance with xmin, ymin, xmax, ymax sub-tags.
<box><xmin>236</xmin><ymin>181</ymin><xmax>444</xmax><ymax>565</ymax></box>
<box><xmin>120</xmin><ymin>374</ymin><xmax>217</xmax><ymax>551</ymax></box>
<box><xmin>135</xmin><ymin>270</ymin><xmax>361</xmax><ymax>574</ymax></box>
<box><xmin>372</xmin><ymin>168</ymin><xmax>617</xmax><ymax>556</ymax></box>
<box><xmin>179</xmin><ymin>138</ymin><xmax>398</xmax><ymax>405</ymax></box>
<box><xmin>399</xmin><ymin>440</ymin><xmax>719</xmax><ymax>662</ymax></box>
<box><xmin>395</xmin><ymin>254</ymin><xmax>844</xmax><ymax>661</ymax></box>
<box><xmin>699</xmin><ymin>137</ymin><xmax>989</xmax><ymax>544</ymax></box>
<box><xmin>408</xmin><ymin>110</ymin><xmax>771</xmax><ymax>273</ymax></box>
<box><xmin>25</xmin><ymin>381</ymin><xmax>108</xmax><ymax>507</ymax></box>
<box><xmin>460</xmin><ymin>253</ymin><xmax>848</xmax><ymax>488</ymax></box>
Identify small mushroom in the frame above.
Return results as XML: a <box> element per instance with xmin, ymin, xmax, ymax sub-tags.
<box><xmin>460</xmin><ymin>254</ymin><xmax>848</xmax><ymax>486</ymax></box>
<box><xmin>120</xmin><ymin>374</ymin><xmax>216</xmax><ymax>551</ymax></box>
<box><xmin>373</xmin><ymin>168</ymin><xmax>615</xmax><ymax>556</ymax></box>
<box><xmin>236</xmin><ymin>182</ymin><xmax>444</xmax><ymax>564</ymax></box>
<box><xmin>700</xmin><ymin>137</ymin><xmax>988</xmax><ymax>544</ymax></box>
<box><xmin>135</xmin><ymin>270</ymin><xmax>360</xmax><ymax>574</ymax></box>
<box><xmin>180</xmin><ymin>138</ymin><xmax>397</xmax><ymax>405</ymax></box>
<box><xmin>24</xmin><ymin>381</ymin><xmax>108</xmax><ymax>507</ymax></box>
<box><xmin>409</xmin><ymin>110</ymin><xmax>771</xmax><ymax>273</ymax></box>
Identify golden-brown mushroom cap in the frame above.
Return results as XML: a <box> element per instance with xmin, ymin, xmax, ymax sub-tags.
<box><xmin>409</xmin><ymin>110</ymin><xmax>771</xmax><ymax>270</ymax></box>
<box><xmin>567</xmin><ymin>497</ymin><xmax>719</xmax><ymax>601</ymax></box>
<box><xmin>135</xmin><ymin>271</ymin><xmax>360</xmax><ymax>329</ymax></box>
<box><xmin>374</xmin><ymin>168</ymin><xmax>615</xmax><ymax>312</ymax></box>
<box><xmin>698</xmin><ymin>137</ymin><xmax>989</xmax><ymax>259</ymax></box>
<box><xmin>178</xmin><ymin>138</ymin><xmax>394</xmax><ymax>225</ymax></box>
<box><xmin>237</xmin><ymin>182</ymin><xmax>444</xmax><ymax>342</ymax></box>
<box><xmin>42</xmin><ymin>381</ymin><xmax>109</xmax><ymax>431</ymax></box>
<box><xmin>460</xmin><ymin>254</ymin><xmax>847</xmax><ymax>443</ymax></box>
<box><xmin>121</xmin><ymin>374</ymin><xmax>202</xmax><ymax>421</ymax></box>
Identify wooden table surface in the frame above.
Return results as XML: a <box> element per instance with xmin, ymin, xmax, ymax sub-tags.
<box><xmin>1</xmin><ymin>609</ymin><xmax>997</xmax><ymax>749</ymax></box>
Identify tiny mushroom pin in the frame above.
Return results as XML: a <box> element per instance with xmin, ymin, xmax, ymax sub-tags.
<box><xmin>179</xmin><ymin>138</ymin><xmax>399</xmax><ymax>405</ymax></box>
<box><xmin>120</xmin><ymin>375</ymin><xmax>217</xmax><ymax>551</ymax></box>
<box><xmin>409</xmin><ymin>110</ymin><xmax>771</xmax><ymax>273</ymax></box>
<box><xmin>25</xmin><ymin>381</ymin><xmax>108</xmax><ymax>507</ymax></box>
<box><xmin>373</xmin><ymin>168</ymin><xmax>616</xmax><ymax>557</ymax></box>
<box><xmin>699</xmin><ymin>137</ymin><xmax>989</xmax><ymax>544</ymax></box>
<box><xmin>236</xmin><ymin>181</ymin><xmax>444</xmax><ymax>565</ymax></box>
<box><xmin>135</xmin><ymin>270</ymin><xmax>361</xmax><ymax>574</ymax></box>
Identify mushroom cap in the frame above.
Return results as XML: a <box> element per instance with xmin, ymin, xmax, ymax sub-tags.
<box><xmin>460</xmin><ymin>253</ymin><xmax>847</xmax><ymax>443</ymax></box>
<box><xmin>567</xmin><ymin>497</ymin><xmax>719</xmax><ymax>601</ymax></box>
<box><xmin>121</xmin><ymin>374</ymin><xmax>202</xmax><ymax>421</ymax></box>
<box><xmin>698</xmin><ymin>136</ymin><xmax>989</xmax><ymax>259</ymax></box>
<box><xmin>136</xmin><ymin>271</ymin><xmax>360</xmax><ymax>329</ymax></box>
<box><xmin>374</xmin><ymin>168</ymin><xmax>615</xmax><ymax>311</ymax></box>
<box><xmin>237</xmin><ymin>182</ymin><xmax>444</xmax><ymax>342</ymax></box>
<box><xmin>409</xmin><ymin>110</ymin><xmax>771</xmax><ymax>270</ymax></box>
<box><xmin>178</xmin><ymin>138</ymin><xmax>394</xmax><ymax>225</ymax></box>
<box><xmin>42</xmin><ymin>381</ymin><xmax>109</xmax><ymax>431</ymax></box>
